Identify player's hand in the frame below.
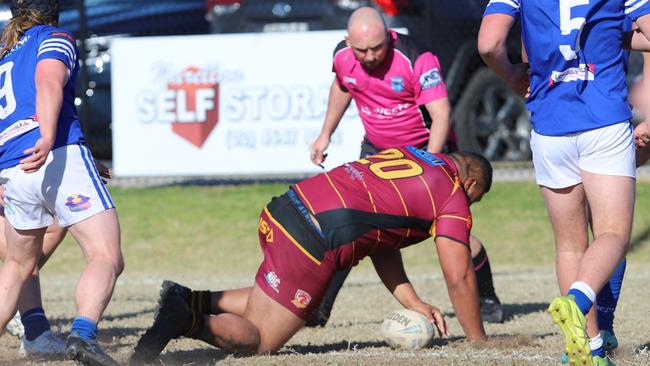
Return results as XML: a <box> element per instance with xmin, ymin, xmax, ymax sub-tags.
<box><xmin>310</xmin><ymin>134</ymin><xmax>330</xmax><ymax>167</ymax></box>
<box><xmin>409</xmin><ymin>301</ymin><xmax>448</xmax><ymax>337</ymax></box>
<box><xmin>0</xmin><ymin>185</ymin><xmax>5</xmax><ymax>207</ymax></box>
<box><xmin>94</xmin><ymin>158</ymin><xmax>112</xmax><ymax>184</ymax></box>
<box><xmin>634</xmin><ymin>121</ymin><xmax>650</xmax><ymax>148</ymax></box>
<box><xmin>20</xmin><ymin>138</ymin><xmax>54</xmax><ymax>173</ymax></box>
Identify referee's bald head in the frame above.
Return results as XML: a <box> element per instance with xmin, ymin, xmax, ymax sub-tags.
<box><xmin>345</xmin><ymin>7</ymin><xmax>390</xmax><ymax>71</ymax></box>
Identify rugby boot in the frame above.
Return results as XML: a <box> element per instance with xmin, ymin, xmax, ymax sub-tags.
<box><xmin>592</xmin><ymin>355</ymin><xmax>615</xmax><ymax>366</ymax></box>
<box><xmin>601</xmin><ymin>330</ymin><xmax>618</xmax><ymax>352</ymax></box>
<box><xmin>5</xmin><ymin>312</ymin><xmax>24</xmax><ymax>338</ymax></box>
<box><xmin>160</xmin><ymin>280</ymin><xmax>192</xmax><ymax>307</ymax></box>
<box><xmin>480</xmin><ymin>295</ymin><xmax>504</xmax><ymax>323</ymax></box>
<box><xmin>548</xmin><ymin>295</ymin><xmax>592</xmax><ymax>366</ymax></box>
<box><xmin>131</xmin><ymin>294</ymin><xmax>193</xmax><ymax>364</ymax></box>
<box><xmin>20</xmin><ymin>330</ymin><xmax>66</xmax><ymax>356</ymax></box>
<box><xmin>560</xmin><ymin>331</ymin><xmax>619</xmax><ymax>363</ymax></box>
<box><xmin>160</xmin><ymin>279</ymin><xmax>215</xmax><ymax>316</ymax></box>
<box><xmin>65</xmin><ymin>332</ymin><xmax>119</xmax><ymax>366</ymax></box>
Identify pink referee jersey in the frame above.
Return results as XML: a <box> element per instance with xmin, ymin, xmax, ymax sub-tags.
<box><xmin>333</xmin><ymin>30</ymin><xmax>448</xmax><ymax>150</ymax></box>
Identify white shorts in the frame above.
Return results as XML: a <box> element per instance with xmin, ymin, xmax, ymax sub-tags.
<box><xmin>530</xmin><ymin>122</ymin><xmax>636</xmax><ymax>189</ymax></box>
<box><xmin>0</xmin><ymin>144</ymin><xmax>114</xmax><ymax>230</ymax></box>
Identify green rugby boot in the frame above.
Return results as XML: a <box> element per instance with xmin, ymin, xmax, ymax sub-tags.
<box><xmin>592</xmin><ymin>355</ymin><xmax>615</xmax><ymax>366</ymax></box>
<box><xmin>548</xmin><ymin>296</ymin><xmax>592</xmax><ymax>366</ymax></box>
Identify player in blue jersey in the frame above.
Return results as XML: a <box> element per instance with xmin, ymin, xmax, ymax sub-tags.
<box><xmin>0</xmin><ymin>1</ymin><xmax>123</xmax><ymax>366</ymax></box>
<box><xmin>478</xmin><ymin>1</ymin><xmax>650</xmax><ymax>365</ymax></box>
<box><xmin>0</xmin><ymin>160</ymin><xmax>111</xmax><ymax>357</ymax></box>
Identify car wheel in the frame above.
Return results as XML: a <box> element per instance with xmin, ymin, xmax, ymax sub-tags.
<box><xmin>453</xmin><ymin>67</ymin><xmax>531</xmax><ymax>161</ymax></box>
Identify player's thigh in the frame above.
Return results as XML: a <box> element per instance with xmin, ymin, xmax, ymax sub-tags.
<box><xmin>581</xmin><ymin>171</ymin><xmax>634</xmax><ymax>240</ymax></box>
<box><xmin>578</xmin><ymin>122</ymin><xmax>635</xmax><ymax>239</ymax></box>
<box><xmin>0</xmin><ymin>207</ymin><xmax>65</xmax><ymax>266</ymax></box>
<box><xmin>243</xmin><ymin>284</ymin><xmax>304</xmax><ymax>354</ymax></box>
<box><xmin>68</xmin><ymin>209</ymin><xmax>121</xmax><ymax>263</ymax></box>
<box><xmin>540</xmin><ymin>184</ymin><xmax>589</xmax><ymax>252</ymax></box>
<box><xmin>3</xmin><ymin>222</ymin><xmax>46</xmax><ymax>270</ymax></box>
<box><xmin>40</xmin><ymin>222</ymin><xmax>68</xmax><ymax>264</ymax></box>
<box><xmin>0</xmin><ymin>212</ymin><xmax>6</xmax><ymax>260</ymax></box>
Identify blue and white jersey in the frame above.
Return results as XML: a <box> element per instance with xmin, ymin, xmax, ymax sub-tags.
<box><xmin>484</xmin><ymin>0</ymin><xmax>650</xmax><ymax>136</ymax></box>
<box><xmin>0</xmin><ymin>25</ymin><xmax>84</xmax><ymax>169</ymax></box>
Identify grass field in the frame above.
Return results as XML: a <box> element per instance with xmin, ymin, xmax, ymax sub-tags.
<box><xmin>2</xmin><ymin>181</ymin><xmax>650</xmax><ymax>365</ymax></box>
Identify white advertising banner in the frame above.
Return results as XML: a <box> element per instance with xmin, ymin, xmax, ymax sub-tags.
<box><xmin>111</xmin><ymin>31</ymin><xmax>365</xmax><ymax>176</ymax></box>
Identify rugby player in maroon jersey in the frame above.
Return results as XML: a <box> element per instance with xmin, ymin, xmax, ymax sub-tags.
<box><xmin>131</xmin><ymin>147</ymin><xmax>491</xmax><ymax>361</ymax></box>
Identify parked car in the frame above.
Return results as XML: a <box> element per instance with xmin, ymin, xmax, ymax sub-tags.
<box><xmin>206</xmin><ymin>0</ymin><xmax>531</xmax><ymax>161</ymax></box>
<box><xmin>0</xmin><ymin>0</ymin><xmax>209</xmax><ymax>159</ymax></box>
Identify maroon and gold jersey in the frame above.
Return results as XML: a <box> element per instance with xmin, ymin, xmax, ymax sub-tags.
<box><xmin>292</xmin><ymin>146</ymin><xmax>472</xmax><ymax>269</ymax></box>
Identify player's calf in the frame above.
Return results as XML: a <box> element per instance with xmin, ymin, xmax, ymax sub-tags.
<box><xmin>201</xmin><ymin>313</ymin><xmax>261</xmax><ymax>355</ymax></box>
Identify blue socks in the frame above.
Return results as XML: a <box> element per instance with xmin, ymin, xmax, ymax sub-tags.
<box><xmin>21</xmin><ymin>307</ymin><xmax>51</xmax><ymax>341</ymax></box>
<box><xmin>597</xmin><ymin>259</ymin><xmax>626</xmax><ymax>333</ymax></box>
<box><xmin>71</xmin><ymin>316</ymin><xmax>98</xmax><ymax>341</ymax></box>
<box><xmin>568</xmin><ymin>282</ymin><xmax>596</xmax><ymax>315</ymax></box>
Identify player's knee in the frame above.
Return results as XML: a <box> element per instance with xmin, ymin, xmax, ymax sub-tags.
<box><xmin>88</xmin><ymin>250</ymin><xmax>124</xmax><ymax>276</ymax></box>
<box><xmin>114</xmin><ymin>254</ymin><xmax>125</xmax><ymax>276</ymax></box>
<box><xmin>7</xmin><ymin>256</ymin><xmax>40</xmax><ymax>282</ymax></box>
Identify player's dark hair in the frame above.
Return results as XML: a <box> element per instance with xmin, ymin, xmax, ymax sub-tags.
<box><xmin>2</xmin><ymin>3</ymin><xmax>58</xmax><ymax>58</ymax></box>
<box><xmin>452</xmin><ymin>152</ymin><xmax>493</xmax><ymax>193</ymax></box>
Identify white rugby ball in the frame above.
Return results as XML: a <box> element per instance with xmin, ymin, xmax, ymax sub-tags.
<box><xmin>381</xmin><ymin>309</ymin><xmax>434</xmax><ymax>350</ymax></box>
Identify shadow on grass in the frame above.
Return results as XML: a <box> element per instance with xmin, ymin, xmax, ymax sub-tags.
<box><xmin>281</xmin><ymin>336</ymin><xmax>465</xmax><ymax>355</ymax></box>
<box><xmin>157</xmin><ymin>348</ymin><xmax>229</xmax><ymax>365</ymax></box>
<box><xmin>502</xmin><ymin>302</ymin><xmax>549</xmax><ymax>322</ymax></box>
<box><xmin>48</xmin><ymin>307</ymin><xmax>156</xmax><ymax>333</ymax></box>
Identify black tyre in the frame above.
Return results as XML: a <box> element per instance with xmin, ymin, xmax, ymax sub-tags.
<box><xmin>453</xmin><ymin>67</ymin><xmax>531</xmax><ymax>161</ymax></box>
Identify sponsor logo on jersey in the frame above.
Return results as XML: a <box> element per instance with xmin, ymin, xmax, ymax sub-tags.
<box><xmin>344</xmin><ymin>163</ymin><xmax>365</xmax><ymax>181</ymax></box>
<box><xmin>3</xmin><ymin>200</ymin><xmax>15</xmax><ymax>216</ymax></box>
<box><xmin>550</xmin><ymin>64</ymin><xmax>595</xmax><ymax>85</ymax></box>
<box><xmin>408</xmin><ymin>146</ymin><xmax>447</xmax><ymax>167</ymax></box>
<box><xmin>0</xmin><ymin>118</ymin><xmax>39</xmax><ymax>146</ymax></box>
<box><xmin>420</xmin><ymin>67</ymin><xmax>441</xmax><ymax>90</ymax></box>
<box><xmin>51</xmin><ymin>32</ymin><xmax>76</xmax><ymax>43</ymax></box>
<box><xmin>65</xmin><ymin>194</ymin><xmax>91</xmax><ymax>212</ymax></box>
<box><xmin>8</xmin><ymin>35</ymin><xmax>31</xmax><ymax>55</ymax></box>
<box><xmin>291</xmin><ymin>289</ymin><xmax>312</xmax><ymax>308</ymax></box>
<box><xmin>264</xmin><ymin>272</ymin><xmax>281</xmax><ymax>293</ymax></box>
<box><xmin>343</xmin><ymin>76</ymin><xmax>357</xmax><ymax>85</ymax></box>
<box><xmin>360</xmin><ymin>103</ymin><xmax>410</xmax><ymax>119</ymax></box>
<box><xmin>259</xmin><ymin>217</ymin><xmax>274</xmax><ymax>243</ymax></box>
<box><xmin>391</xmin><ymin>76</ymin><xmax>404</xmax><ymax>92</ymax></box>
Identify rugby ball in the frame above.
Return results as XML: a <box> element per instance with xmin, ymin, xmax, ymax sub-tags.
<box><xmin>381</xmin><ymin>309</ymin><xmax>434</xmax><ymax>350</ymax></box>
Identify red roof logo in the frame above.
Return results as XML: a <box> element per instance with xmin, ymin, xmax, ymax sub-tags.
<box><xmin>167</xmin><ymin>66</ymin><xmax>219</xmax><ymax>148</ymax></box>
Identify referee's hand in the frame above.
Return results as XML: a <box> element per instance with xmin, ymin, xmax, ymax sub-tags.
<box><xmin>310</xmin><ymin>135</ymin><xmax>330</xmax><ymax>167</ymax></box>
